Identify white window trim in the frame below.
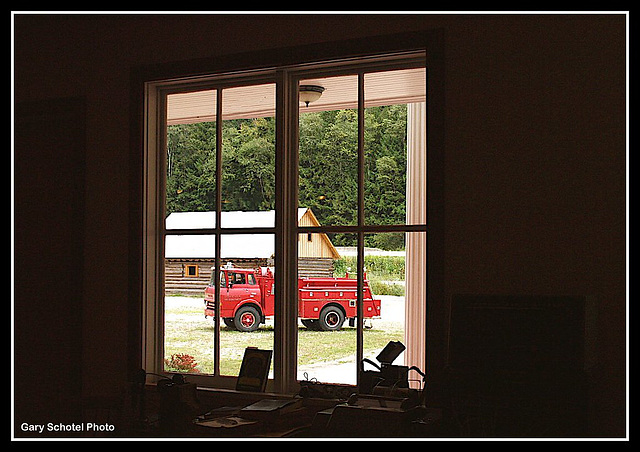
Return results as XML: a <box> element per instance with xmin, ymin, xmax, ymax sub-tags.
<box><xmin>405</xmin><ymin>102</ymin><xmax>427</xmax><ymax>380</ymax></box>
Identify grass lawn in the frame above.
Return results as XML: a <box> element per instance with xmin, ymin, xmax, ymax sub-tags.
<box><xmin>164</xmin><ymin>296</ymin><xmax>404</xmax><ymax>377</ymax></box>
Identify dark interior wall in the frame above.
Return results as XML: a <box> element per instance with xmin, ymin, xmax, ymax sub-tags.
<box><xmin>443</xmin><ymin>15</ymin><xmax>627</xmax><ymax>436</ymax></box>
<box><xmin>13</xmin><ymin>13</ymin><xmax>626</xmax><ymax>437</ymax></box>
<box><xmin>14</xmin><ymin>97</ymin><xmax>86</xmax><ymax>426</ymax></box>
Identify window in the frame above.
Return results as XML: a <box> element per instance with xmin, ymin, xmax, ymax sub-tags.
<box><xmin>142</xmin><ymin>50</ymin><xmax>430</xmax><ymax>393</ymax></box>
<box><xmin>295</xmin><ymin>65</ymin><xmax>426</xmax><ymax>386</ymax></box>
<box><xmin>184</xmin><ymin>264</ymin><xmax>199</xmax><ymax>277</ymax></box>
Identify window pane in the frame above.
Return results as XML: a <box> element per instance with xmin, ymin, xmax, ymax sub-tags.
<box><xmin>360</xmin><ymin>233</ymin><xmax>406</xmax><ymax>385</ymax></box>
<box><xmin>364</xmin><ymin>68</ymin><xmax>426</xmax><ymax>226</ymax></box>
<box><xmin>299</xmin><ymin>75</ymin><xmax>358</xmax><ymax>230</ymax></box>
<box><xmin>361</xmin><ymin>231</ymin><xmax>427</xmax><ymax>392</ymax></box>
<box><xmin>163</xmin><ymin>234</ymin><xmax>276</xmax><ymax>377</ymax></box>
<box><xmin>219</xmin><ymin>234</ymin><xmax>275</xmax><ymax>378</ymax></box>
<box><xmin>164</xmin><ymin>234</ymin><xmax>216</xmax><ymax>375</ymax></box>
<box><xmin>297</xmin><ymin>233</ymin><xmax>360</xmax><ymax>385</ymax></box>
<box><xmin>221</xmin><ymin>84</ymin><xmax>276</xmax><ymax>228</ymax></box>
<box><xmin>166</xmin><ymin>90</ymin><xmax>217</xmax><ymax>221</ymax></box>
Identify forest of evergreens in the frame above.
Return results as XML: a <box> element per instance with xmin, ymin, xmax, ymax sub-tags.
<box><xmin>166</xmin><ymin>104</ymin><xmax>408</xmax><ymax>249</ymax></box>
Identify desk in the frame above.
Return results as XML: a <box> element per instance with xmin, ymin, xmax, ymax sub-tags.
<box><xmin>146</xmin><ymin>386</ymin><xmax>328</xmax><ymax>438</ymax></box>
<box><xmin>189</xmin><ymin>406</ymin><xmax>316</xmax><ymax>438</ymax></box>
<box><xmin>128</xmin><ymin>385</ymin><xmax>442</xmax><ymax>438</ymax></box>
<box><xmin>186</xmin><ymin>404</ymin><xmax>442</xmax><ymax>438</ymax></box>
<box><xmin>302</xmin><ymin>404</ymin><xmax>443</xmax><ymax>438</ymax></box>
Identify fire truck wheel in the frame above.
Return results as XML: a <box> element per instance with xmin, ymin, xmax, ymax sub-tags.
<box><xmin>234</xmin><ymin>305</ymin><xmax>261</xmax><ymax>332</ymax></box>
<box><xmin>318</xmin><ymin>306</ymin><xmax>345</xmax><ymax>331</ymax></box>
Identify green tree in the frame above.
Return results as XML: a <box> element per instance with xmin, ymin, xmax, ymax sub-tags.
<box><xmin>221</xmin><ymin>118</ymin><xmax>275</xmax><ymax>211</ymax></box>
<box><xmin>166</xmin><ymin>122</ymin><xmax>217</xmax><ymax>213</ymax></box>
<box><xmin>166</xmin><ymin>104</ymin><xmax>409</xmax><ymax>250</ymax></box>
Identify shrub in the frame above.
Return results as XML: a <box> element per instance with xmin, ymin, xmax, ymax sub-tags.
<box><xmin>334</xmin><ymin>255</ymin><xmax>405</xmax><ymax>281</ymax></box>
<box><xmin>370</xmin><ymin>280</ymin><xmax>405</xmax><ymax>297</ymax></box>
<box><xmin>164</xmin><ymin>353</ymin><xmax>201</xmax><ymax>373</ymax></box>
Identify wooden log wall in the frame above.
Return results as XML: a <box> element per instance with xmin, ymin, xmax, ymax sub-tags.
<box><xmin>164</xmin><ymin>258</ymin><xmax>335</xmax><ymax>296</ymax></box>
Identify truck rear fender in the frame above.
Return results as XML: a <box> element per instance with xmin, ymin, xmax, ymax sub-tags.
<box><xmin>323</xmin><ymin>302</ymin><xmax>347</xmax><ymax>319</ymax></box>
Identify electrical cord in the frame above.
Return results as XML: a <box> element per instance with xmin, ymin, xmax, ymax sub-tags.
<box><xmin>138</xmin><ymin>369</ymin><xmax>186</xmax><ymax>386</ymax></box>
<box><xmin>408</xmin><ymin>365</ymin><xmax>426</xmax><ymax>379</ymax></box>
<box><xmin>407</xmin><ymin>366</ymin><xmax>428</xmax><ymax>407</ymax></box>
<box><xmin>408</xmin><ymin>366</ymin><xmax>426</xmax><ymax>390</ymax></box>
<box><xmin>145</xmin><ymin>372</ymin><xmax>168</xmax><ymax>380</ymax></box>
<box><xmin>361</xmin><ymin>358</ymin><xmax>381</xmax><ymax>371</ymax></box>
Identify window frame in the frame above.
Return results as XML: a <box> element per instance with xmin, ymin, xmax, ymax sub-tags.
<box><xmin>143</xmin><ymin>70</ymin><xmax>279</xmax><ymax>390</ymax></box>
<box><xmin>137</xmin><ymin>36</ymin><xmax>444</xmax><ymax>396</ymax></box>
<box><xmin>289</xmin><ymin>58</ymin><xmax>428</xmax><ymax>388</ymax></box>
<box><xmin>184</xmin><ymin>264</ymin><xmax>199</xmax><ymax>277</ymax></box>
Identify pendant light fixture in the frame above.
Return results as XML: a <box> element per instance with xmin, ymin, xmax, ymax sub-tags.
<box><xmin>299</xmin><ymin>85</ymin><xmax>325</xmax><ymax>107</ymax></box>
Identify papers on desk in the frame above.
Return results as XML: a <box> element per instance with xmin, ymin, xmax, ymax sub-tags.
<box><xmin>193</xmin><ymin>398</ymin><xmax>304</xmax><ymax>429</ymax></box>
<box><xmin>193</xmin><ymin>406</ymin><xmax>252</xmax><ymax>429</ymax></box>
<box><xmin>240</xmin><ymin>397</ymin><xmax>303</xmax><ymax>418</ymax></box>
<box><xmin>195</xmin><ymin>416</ymin><xmax>257</xmax><ymax>429</ymax></box>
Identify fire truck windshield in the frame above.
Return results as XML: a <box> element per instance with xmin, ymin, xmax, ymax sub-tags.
<box><xmin>210</xmin><ymin>269</ymin><xmax>257</xmax><ymax>287</ymax></box>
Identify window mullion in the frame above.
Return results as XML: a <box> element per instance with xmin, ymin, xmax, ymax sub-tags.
<box><xmin>274</xmin><ymin>69</ymin><xmax>299</xmax><ymax>393</ymax></box>
<box><xmin>356</xmin><ymin>72</ymin><xmax>365</xmax><ymax>384</ymax></box>
<box><xmin>213</xmin><ymin>88</ymin><xmax>223</xmax><ymax>376</ymax></box>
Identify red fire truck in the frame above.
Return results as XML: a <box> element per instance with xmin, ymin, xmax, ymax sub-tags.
<box><xmin>204</xmin><ymin>266</ymin><xmax>381</xmax><ymax>332</ymax></box>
